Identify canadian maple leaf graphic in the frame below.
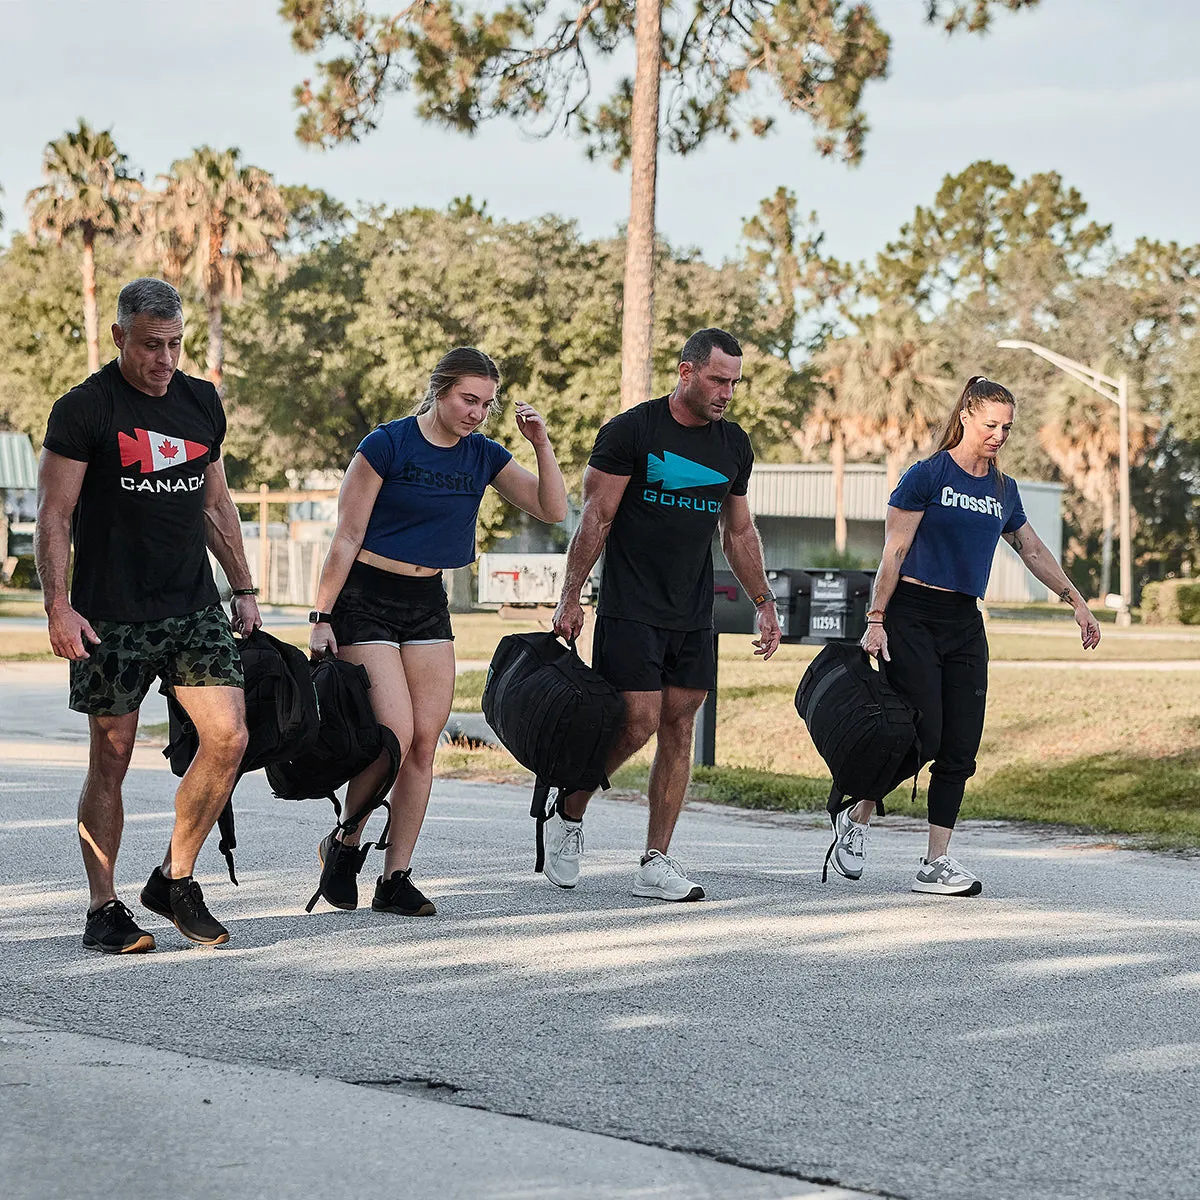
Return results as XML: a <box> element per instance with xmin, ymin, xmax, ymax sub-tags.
<box><xmin>158</xmin><ymin>439</ymin><xmax>179</xmax><ymax>460</ymax></box>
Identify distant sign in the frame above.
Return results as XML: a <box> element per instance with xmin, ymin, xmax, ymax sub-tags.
<box><xmin>478</xmin><ymin>553</ymin><xmax>569</xmax><ymax>605</ymax></box>
<box><xmin>809</xmin><ymin>571</ymin><xmax>848</xmax><ymax>639</ymax></box>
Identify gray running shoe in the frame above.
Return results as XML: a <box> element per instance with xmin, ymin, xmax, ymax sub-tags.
<box><xmin>913</xmin><ymin>854</ymin><xmax>982</xmax><ymax>896</ymax></box>
<box><xmin>543</xmin><ymin>812</ymin><xmax>584</xmax><ymax>889</ymax></box>
<box><xmin>632</xmin><ymin>850</ymin><xmax>705</xmax><ymax>901</ymax></box>
<box><xmin>830</xmin><ymin>808</ymin><xmax>868</xmax><ymax>880</ymax></box>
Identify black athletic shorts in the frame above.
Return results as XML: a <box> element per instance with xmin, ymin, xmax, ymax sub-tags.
<box><xmin>592</xmin><ymin>616</ymin><xmax>715</xmax><ymax>693</ymax></box>
<box><xmin>330</xmin><ymin>560</ymin><xmax>454</xmax><ymax>647</ymax></box>
<box><xmin>68</xmin><ymin>603</ymin><xmax>242</xmax><ymax>717</ymax></box>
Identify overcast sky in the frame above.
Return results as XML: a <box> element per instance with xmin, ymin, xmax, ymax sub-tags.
<box><xmin>2</xmin><ymin>0</ymin><xmax>1197</xmax><ymax>266</ymax></box>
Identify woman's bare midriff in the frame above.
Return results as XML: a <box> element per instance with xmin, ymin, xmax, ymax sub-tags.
<box><xmin>900</xmin><ymin>575</ymin><xmax>954</xmax><ymax>593</ymax></box>
<box><xmin>356</xmin><ymin>549</ymin><xmax>442</xmax><ymax>577</ymax></box>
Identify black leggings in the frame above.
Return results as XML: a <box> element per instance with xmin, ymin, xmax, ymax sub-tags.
<box><xmin>881</xmin><ymin>581</ymin><xmax>989</xmax><ymax>829</ymax></box>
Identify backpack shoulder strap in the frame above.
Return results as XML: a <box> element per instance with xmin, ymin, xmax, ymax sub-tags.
<box><xmin>531</xmin><ymin>779</ymin><xmax>555</xmax><ymax>873</ymax></box>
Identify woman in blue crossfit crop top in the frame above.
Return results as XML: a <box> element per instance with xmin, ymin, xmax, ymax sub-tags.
<box><xmin>827</xmin><ymin>376</ymin><xmax>1101</xmax><ymax>898</ymax></box>
<box><xmin>305</xmin><ymin>347</ymin><xmax>567</xmax><ymax>915</ymax></box>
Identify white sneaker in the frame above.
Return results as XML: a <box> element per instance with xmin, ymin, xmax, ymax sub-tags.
<box><xmin>631</xmin><ymin>850</ymin><xmax>705</xmax><ymax>902</ymax></box>
<box><xmin>543</xmin><ymin>813</ymin><xmax>584</xmax><ymax>889</ymax></box>
<box><xmin>830</xmin><ymin>808</ymin><xmax>868</xmax><ymax>880</ymax></box>
<box><xmin>912</xmin><ymin>854</ymin><xmax>983</xmax><ymax>896</ymax></box>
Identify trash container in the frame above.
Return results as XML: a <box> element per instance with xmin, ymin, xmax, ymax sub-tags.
<box><xmin>805</xmin><ymin>569</ymin><xmax>876</xmax><ymax>642</ymax></box>
<box><xmin>768</xmin><ymin>568</ymin><xmax>812</xmax><ymax>644</ymax></box>
<box><xmin>712</xmin><ymin>569</ymin><xmax>757</xmax><ymax>634</ymax></box>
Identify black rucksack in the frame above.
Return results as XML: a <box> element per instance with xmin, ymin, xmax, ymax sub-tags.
<box><xmin>481</xmin><ymin>632</ymin><xmax>625</xmax><ymax>872</ymax></box>
<box><xmin>265</xmin><ymin>654</ymin><xmax>402</xmax><ymax>911</ymax></box>
<box><xmin>794</xmin><ymin>642</ymin><xmax>922</xmax><ymax>879</ymax></box>
<box><xmin>163</xmin><ymin>628</ymin><xmax>321</xmax><ymax>883</ymax></box>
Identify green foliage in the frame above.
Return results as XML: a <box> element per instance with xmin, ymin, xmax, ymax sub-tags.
<box><xmin>0</xmin><ymin>237</ymin><xmax>129</xmax><ymax>440</ymax></box>
<box><xmin>1140</xmin><ymin>579</ymin><xmax>1200</xmax><ymax>625</ymax></box>
<box><xmin>283</xmin><ymin>1</ymin><xmax>895</xmax><ymax>165</ymax></box>
<box><xmin>689</xmin><ymin>750</ymin><xmax>1200</xmax><ymax>849</ymax></box>
<box><xmin>802</xmin><ymin>544</ymin><xmax>877</xmax><ymax>570</ymax></box>
<box><xmin>226</xmin><ymin>200</ymin><xmax>803</xmax><ymax>541</ymax></box>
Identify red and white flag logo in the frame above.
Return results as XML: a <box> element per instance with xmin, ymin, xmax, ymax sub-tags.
<box><xmin>118</xmin><ymin>428</ymin><xmax>209</xmax><ymax>474</ymax></box>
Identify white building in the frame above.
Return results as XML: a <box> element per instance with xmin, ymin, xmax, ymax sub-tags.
<box><xmin>735</xmin><ymin>462</ymin><xmax>1064</xmax><ymax>604</ymax></box>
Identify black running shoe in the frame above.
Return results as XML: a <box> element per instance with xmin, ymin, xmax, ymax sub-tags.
<box><xmin>139</xmin><ymin>866</ymin><xmax>173</xmax><ymax>919</ymax></box>
<box><xmin>167</xmin><ymin>876</ymin><xmax>229</xmax><ymax>946</ymax></box>
<box><xmin>372</xmin><ymin>869</ymin><xmax>436</xmax><ymax>916</ymax></box>
<box><xmin>314</xmin><ymin>833</ymin><xmax>370</xmax><ymax>911</ymax></box>
<box><xmin>82</xmin><ymin>899</ymin><xmax>156</xmax><ymax>954</ymax></box>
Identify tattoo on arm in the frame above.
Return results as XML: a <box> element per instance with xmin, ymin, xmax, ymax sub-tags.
<box><xmin>1058</xmin><ymin>586</ymin><xmax>1073</xmax><ymax>605</ymax></box>
<box><xmin>1009</xmin><ymin>532</ymin><xmax>1023</xmax><ymax>552</ymax></box>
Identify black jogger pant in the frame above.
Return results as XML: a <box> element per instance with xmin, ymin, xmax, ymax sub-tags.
<box><xmin>881</xmin><ymin>580</ymin><xmax>989</xmax><ymax>829</ymax></box>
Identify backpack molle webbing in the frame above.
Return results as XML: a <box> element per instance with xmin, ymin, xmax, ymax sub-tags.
<box><xmin>481</xmin><ymin>632</ymin><xmax>625</xmax><ymax>872</ymax></box>
<box><xmin>264</xmin><ymin>654</ymin><xmax>402</xmax><ymax>912</ymax></box>
<box><xmin>163</xmin><ymin>628</ymin><xmax>321</xmax><ymax>884</ymax></box>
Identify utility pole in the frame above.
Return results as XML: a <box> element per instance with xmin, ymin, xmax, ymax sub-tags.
<box><xmin>996</xmin><ymin>340</ymin><xmax>1133</xmax><ymax>626</ymax></box>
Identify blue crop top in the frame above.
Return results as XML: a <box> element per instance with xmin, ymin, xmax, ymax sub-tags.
<box><xmin>356</xmin><ymin>416</ymin><xmax>513</xmax><ymax>569</ymax></box>
<box><xmin>889</xmin><ymin>451</ymin><xmax>1027</xmax><ymax>599</ymax></box>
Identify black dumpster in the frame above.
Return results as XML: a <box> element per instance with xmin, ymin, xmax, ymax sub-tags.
<box><xmin>804</xmin><ymin>569</ymin><xmax>876</xmax><ymax>643</ymax></box>
<box><xmin>712</xmin><ymin>568</ymin><xmax>812</xmax><ymax>642</ymax></box>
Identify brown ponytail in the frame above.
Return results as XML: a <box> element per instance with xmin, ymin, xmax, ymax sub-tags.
<box><xmin>411</xmin><ymin>347</ymin><xmax>502</xmax><ymax>423</ymax></box>
<box><xmin>932</xmin><ymin>375</ymin><xmax>1016</xmax><ymax>493</ymax></box>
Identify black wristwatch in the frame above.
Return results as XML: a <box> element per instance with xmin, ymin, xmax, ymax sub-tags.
<box><xmin>309</xmin><ymin>610</ymin><xmax>335</xmax><ymax>624</ymax></box>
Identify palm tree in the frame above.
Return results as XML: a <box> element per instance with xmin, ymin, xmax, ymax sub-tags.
<box><xmin>147</xmin><ymin>147</ymin><xmax>287</xmax><ymax>392</ymax></box>
<box><xmin>817</xmin><ymin>311</ymin><xmax>952</xmax><ymax>490</ymax></box>
<box><xmin>1039</xmin><ymin>369</ymin><xmax>1156</xmax><ymax>598</ymax></box>
<box><xmin>26</xmin><ymin>121</ymin><xmax>141</xmax><ymax>373</ymax></box>
<box><xmin>799</xmin><ymin>314</ymin><xmax>950</xmax><ymax>552</ymax></box>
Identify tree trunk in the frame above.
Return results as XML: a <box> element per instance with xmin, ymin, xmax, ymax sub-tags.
<box><xmin>833</xmin><ymin>426</ymin><xmax>847</xmax><ymax>554</ymax></box>
<box><xmin>886</xmin><ymin>448</ymin><xmax>902</xmax><ymax>493</ymax></box>
<box><xmin>206</xmin><ymin>224</ymin><xmax>225</xmax><ymax>394</ymax></box>
<box><xmin>619</xmin><ymin>0</ymin><xmax>662</xmax><ymax>412</ymax></box>
<box><xmin>1100</xmin><ymin>479</ymin><xmax>1115</xmax><ymax>600</ymax></box>
<box><xmin>81</xmin><ymin>224</ymin><xmax>100</xmax><ymax>375</ymax></box>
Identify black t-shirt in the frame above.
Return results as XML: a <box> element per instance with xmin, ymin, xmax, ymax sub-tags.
<box><xmin>43</xmin><ymin>360</ymin><xmax>226</xmax><ymax>622</ymax></box>
<box><xmin>589</xmin><ymin>395</ymin><xmax>754</xmax><ymax>630</ymax></box>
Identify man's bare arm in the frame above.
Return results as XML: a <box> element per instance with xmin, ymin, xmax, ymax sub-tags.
<box><xmin>203</xmin><ymin>459</ymin><xmax>262</xmax><ymax>632</ymax></box>
<box><xmin>35</xmin><ymin>450</ymin><xmax>99</xmax><ymax>660</ymax></box>
<box><xmin>552</xmin><ymin>467</ymin><xmax>629</xmax><ymax>640</ymax></box>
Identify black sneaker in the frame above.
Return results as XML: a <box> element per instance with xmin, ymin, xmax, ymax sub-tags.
<box><xmin>139</xmin><ymin>866</ymin><xmax>173</xmax><ymax>919</ymax></box>
<box><xmin>82</xmin><ymin>899</ymin><xmax>156</xmax><ymax>954</ymax></box>
<box><xmin>312</xmin><ymin>832</ymin><xmax>370</xmax><ymax>911</ymax></box>
<box><xmin>372</xmin><ymin>869</ymin><xmax>436</xmax><ymax>916</ymax></box>
<box><xmin>167</xmin><ymin>876</ymin><xmax>229</xmax><ymax>946</ymax></box>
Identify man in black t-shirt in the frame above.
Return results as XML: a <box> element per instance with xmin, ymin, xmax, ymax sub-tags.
<box><xmin>551</xmin><ymin>328</ymin><xmax>781</xmax><ymax>900</ymax></box>
<box><xmin>36</xmin><ymin>277</ymin><xmax>261</xmax><ymax>954</ymax></box>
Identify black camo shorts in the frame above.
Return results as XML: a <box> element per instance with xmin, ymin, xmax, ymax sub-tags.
<box><xmin>68</xmin><ymin>603</ymin><xmax>243</xmax><ymax>717</ymax></box>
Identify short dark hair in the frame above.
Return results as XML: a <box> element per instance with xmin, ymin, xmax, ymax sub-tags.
<box><xmin>681</xmin><ymin>327</ymin><xmax>743</xmax><ymax>368</ymax></box>
<box><xmin>116</xmin><ymin>278</ymin><xmax>183</xmax><ymax>329</ymax></box>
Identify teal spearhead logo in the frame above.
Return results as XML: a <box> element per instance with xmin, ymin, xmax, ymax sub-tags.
<box><xmin>646</xmin><ymin>451</ymin><xmax>729</xmax><ymax>491</ymax></box>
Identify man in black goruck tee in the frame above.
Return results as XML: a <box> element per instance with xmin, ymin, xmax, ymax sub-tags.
<box><xmin>552</xmin><ymin>328</ymin><xmax>781</xmax><ymax>901</ymax></box>
<box><xmin>37</xmin><ymin>278</ymin><xmax>261</xmax><ymax>954</ymax></box>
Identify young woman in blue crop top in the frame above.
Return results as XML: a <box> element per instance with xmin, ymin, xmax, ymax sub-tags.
<box><xmin>305</xmin><ymin>347</ymin><xmax>567</xmax><ymax>916</ymax></box>
<box><xmin>827</xmin><ymin>376</ymin><xmax>1101</xmax><ymax>897</ymax></box>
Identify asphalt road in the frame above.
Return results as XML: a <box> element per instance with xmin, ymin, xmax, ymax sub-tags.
<box><xmin>1</xmin><ymin>738</ymin><xmax>1197</xmax><ymax>1199</ymax></box>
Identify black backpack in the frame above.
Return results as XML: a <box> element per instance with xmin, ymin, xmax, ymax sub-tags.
<box><xmin>265</xmin><ymin>654</ymin><xmax>402</xmax><ymax>911</ymax></box>
<box><xmin>481</xmin><ymin>632</ymin><xmax>625</xmax><ymax>872</ymax></box>
<box><xmin>794</xmin><ymin>642</ymin><xmax>922</xmax><ymax>879</ymax></box>
<box><xmin>163</xmin><ymin>628</ymin><xmax>321</xmax><ymax>883</ymax></box>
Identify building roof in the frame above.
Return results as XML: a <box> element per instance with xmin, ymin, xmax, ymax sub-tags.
<box><xmin>0</xmin><ymin>433</ymin><xmax>37</xmax><ymax>490</ymax></box>
<box><xmin>747</xmin><ymin>462</ymin><xmax>1062</xmax><ymax>521</ymax></box>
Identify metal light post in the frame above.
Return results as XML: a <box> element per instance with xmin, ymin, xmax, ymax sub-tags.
<box><xmin>996</xmin><ymin>340</ymin><xmax>1133</xmax><ymax>627</ymax></box>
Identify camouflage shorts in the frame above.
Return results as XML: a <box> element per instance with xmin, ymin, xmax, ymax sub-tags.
<box><xmin>69</xmin><ymin>603</ymin><xmax>243</xmax><ymax>717</ymax></box>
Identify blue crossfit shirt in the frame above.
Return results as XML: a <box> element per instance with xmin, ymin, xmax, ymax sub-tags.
<box><xmin>356</xmin><ymin>416</ymin><xmax>512</xmax><ymax>569</ymax></box>
<box><xmin>889</xmin><ymin>450</ymin><xmax>1027</xmax><ymax>599</ymax></box>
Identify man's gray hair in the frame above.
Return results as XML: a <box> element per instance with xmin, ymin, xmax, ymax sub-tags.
<box><xmin>116</xmin><ymin>278</ymin><xmax>183</xmax><ymax>330</ymax></box>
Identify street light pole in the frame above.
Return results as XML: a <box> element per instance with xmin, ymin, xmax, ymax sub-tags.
<box><xmin>996</xmin><ymin>339</ymin><xmax>1133</xmax><ymax>627</ymax></box>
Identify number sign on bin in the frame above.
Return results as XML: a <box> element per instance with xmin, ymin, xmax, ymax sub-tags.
<box><xmin>809</xmin><ymin>572</ymin><xmax>849</xmax><ymax>639</ymax></box>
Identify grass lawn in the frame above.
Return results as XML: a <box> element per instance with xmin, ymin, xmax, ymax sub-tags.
<box><xmin>436</xmin><ymin>620</ymin><xmax>1200</xmax><ymax>850</ymax></box>
<box><xmin>8</xmin><ymin>604</ymin><xmax>1199</xmax><ymax>847</ymax></box>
